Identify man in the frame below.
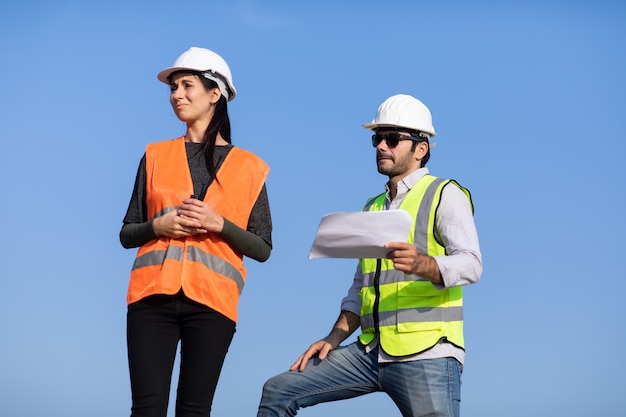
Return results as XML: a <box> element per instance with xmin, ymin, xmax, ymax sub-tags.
<box><xmin>257</xmin><ymin>94</ymin><xmax>482</xmax><ymax>417</ymax></box>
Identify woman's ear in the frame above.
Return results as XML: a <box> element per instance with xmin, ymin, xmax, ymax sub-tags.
<box><xmin>210</xmin><ymin>87</ymin><xmax>222</xmax><ymax>105</ymax></box>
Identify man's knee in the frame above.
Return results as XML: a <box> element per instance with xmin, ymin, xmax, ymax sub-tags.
<box><xmin>261</xmin><ymin>371</ymin><xmax>297</xmax><ymax>397</ymax></box>
<box><xmin>258</xmin><ymin>372</ymin><xmax>300</xmax><ymax>417</ymax></box>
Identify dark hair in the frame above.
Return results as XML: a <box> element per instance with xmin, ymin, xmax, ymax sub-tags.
<box><xmin>198</xmin><ymin>75</ymin><xmax>231</xmax><ymax>175</ymax></box>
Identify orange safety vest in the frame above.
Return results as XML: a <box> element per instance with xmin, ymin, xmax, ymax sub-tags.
<box><xmin>127</xmin><ymin>137</ymin><xmax>269</xmax><ymax>322</ymax></box>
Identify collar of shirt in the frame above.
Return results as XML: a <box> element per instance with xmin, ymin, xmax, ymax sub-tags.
<box><xmin>384</xmin><ymin>167</ymin><xmax>430</xmax><ymax>210</ymax></box>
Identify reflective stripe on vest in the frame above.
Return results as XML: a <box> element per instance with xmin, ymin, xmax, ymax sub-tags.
<box><xmin>131</xmin><ymin>245</ymin><xmax>245</xmax><ymax>293</ymax></box>
<box><xmin>127</xmin><ymin>137</ymin><xmax>269</xmax><ymax>322</ymax></box>
<box><xmin>358</xmin><ymin>175</ymin><xmax>472</xmax><ymax>356</ymax></box>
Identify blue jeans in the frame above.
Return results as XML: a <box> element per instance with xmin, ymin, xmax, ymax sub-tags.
<box><xmin>257</xmin><ymin>342</ymin><xmax>461</xmax><ymax>417</ymax></box>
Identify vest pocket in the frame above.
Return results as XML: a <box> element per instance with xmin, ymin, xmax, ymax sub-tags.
<box><xmin>396</xmin><ymin>318</ymin><xmax>443</xmax><ymax>333</ymax></box>
<box><xmin>396</xmin><ymin>282</ymin><xmax>445</xmax><ymax>333</ymax></box>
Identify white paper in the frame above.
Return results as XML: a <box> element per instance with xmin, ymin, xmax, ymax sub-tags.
<box><xmin>308</xmin><ymin>210</ymin><xmax>413</xmax><ymax>259</ymax></box>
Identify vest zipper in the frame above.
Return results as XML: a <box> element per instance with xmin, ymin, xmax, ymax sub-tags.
<box><xmin>373</xmin><ymin>259</ymin><xmax>382</xmax><ymax>337</ymax></box>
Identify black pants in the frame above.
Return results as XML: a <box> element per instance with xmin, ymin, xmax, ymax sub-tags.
<box><xmin>127</xmin><ymin>291</ymin><xmax>236</xmax><ymax>417</ymax></box>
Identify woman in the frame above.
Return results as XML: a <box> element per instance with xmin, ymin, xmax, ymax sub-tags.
<box><xmin>120</xmin><ymin>47</ymin><xmax>272</xmax><ymax>417</ymax></box>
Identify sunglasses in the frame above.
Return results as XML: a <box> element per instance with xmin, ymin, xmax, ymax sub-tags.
<box><xmin>371</xmin><ymin>132</ymin><xmax>423</xmax><ymax>148</ymax></box>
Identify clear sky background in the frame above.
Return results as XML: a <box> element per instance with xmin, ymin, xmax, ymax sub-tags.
<box><xmin>1</xmin><ymin>1</ymin><xmax>624</xmax><ymax>416</ymax></box>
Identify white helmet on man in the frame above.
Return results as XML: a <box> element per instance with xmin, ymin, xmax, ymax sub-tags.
<box><xmin>363</xmin><ymin>94</ymin><xmax>436</xmax><ymax>138</ymax></box>
<box><xmin>157</xmin><ymin>47</ymin><xmax>237</xmax><ymax>101</ymax></box>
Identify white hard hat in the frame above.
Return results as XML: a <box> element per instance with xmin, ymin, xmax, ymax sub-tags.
<box><xmin>157</xmin><ymin>47</ymin><xmax>237</xmax><ymax>101</ymax></box>
<box><xmin>363</xmin><ymin>94</ymin><xmax>436</xmax><ymax>137</ymax></box>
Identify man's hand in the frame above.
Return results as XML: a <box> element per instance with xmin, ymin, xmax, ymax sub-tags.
<box><xmin>384</xmin><ymin>241</ymin><xmax>443</xmax><ymax>285</ymax></box>
<box><xmin>290</xmin><ymin>338</ymin><xmax>337</xmax><ymax>372</ymax></box>
<box><xmin>289</xmin><ymin>311</ymin><xmax>360</xmax><ymax>372</ymax></box>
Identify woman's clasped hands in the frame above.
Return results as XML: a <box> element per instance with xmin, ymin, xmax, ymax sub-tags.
<box><xmin>153</xmin><ymin>196</ymin><xmax>224</xmax><ymax>238</ymax></box>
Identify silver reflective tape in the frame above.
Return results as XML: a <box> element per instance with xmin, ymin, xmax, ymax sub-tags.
<box><xmin>131</xmin><ymin>245</ymin><xmax>184</xmax><ymax>270</ymax></box>
<box><xmin>361</xmin><ymin>306</ymin><xmax>463</xmax><ymax>329</ymax></box>
<box><xmin>363</xmin><ymin>269</ymin><xmax>429</xmax><ymax>287</ymax></box>
<box><xmin>414</xmin><ymin>178</ymin><xmax>446</xmax><ymax>254</ymax></box>
<box><xmin>187</xmin><ymin>246</ymin><xmax>245</xmax><ymax>293</ymax></box>
<box><xmin>153</xmin><ymin>206</ymin><xmax>179</xmax><ymax>220</ymax></box>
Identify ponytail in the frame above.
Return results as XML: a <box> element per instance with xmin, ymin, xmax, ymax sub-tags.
<box><xmin>198</xmin><ymin>77</ymin><xmax>231</xmax><ymax>175</ymax></box>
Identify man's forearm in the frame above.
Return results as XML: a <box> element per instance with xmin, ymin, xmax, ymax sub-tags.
<box><xmin>326</xmin><ymin>310</ymin><xmax>361</xmax><ymax>347</ymax></box>
<box><xmin>414</xmin><ymin>254</ymin><xmax>444</xmax><ymax>285</ymax></box>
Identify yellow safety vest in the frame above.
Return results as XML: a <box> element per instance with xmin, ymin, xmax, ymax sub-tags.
<box><xmin>358</xmin><ymin>175</ymin><xmax>472</xmax><ymax>356</ymax></box>
<box><xmin>127</xmin><ymin>137</ymin><xmax>269</xmax><ymax>323</ymax></box>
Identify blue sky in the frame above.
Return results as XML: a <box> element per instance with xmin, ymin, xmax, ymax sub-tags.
<box><xmin>1</xmin><ymin>1</ymin><xmax>625</xmax><ymax>416</ymax></box>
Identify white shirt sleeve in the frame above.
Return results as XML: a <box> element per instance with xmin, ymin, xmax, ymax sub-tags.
<box><xmin>433</xmin><ymin>182</ymin><xmax>483</xmax><ymax>288</ymax></box>
<box><xmin>340</xmin><ymin>264</ymin><xmax>364</xmax><ymax>315</ymax></box>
